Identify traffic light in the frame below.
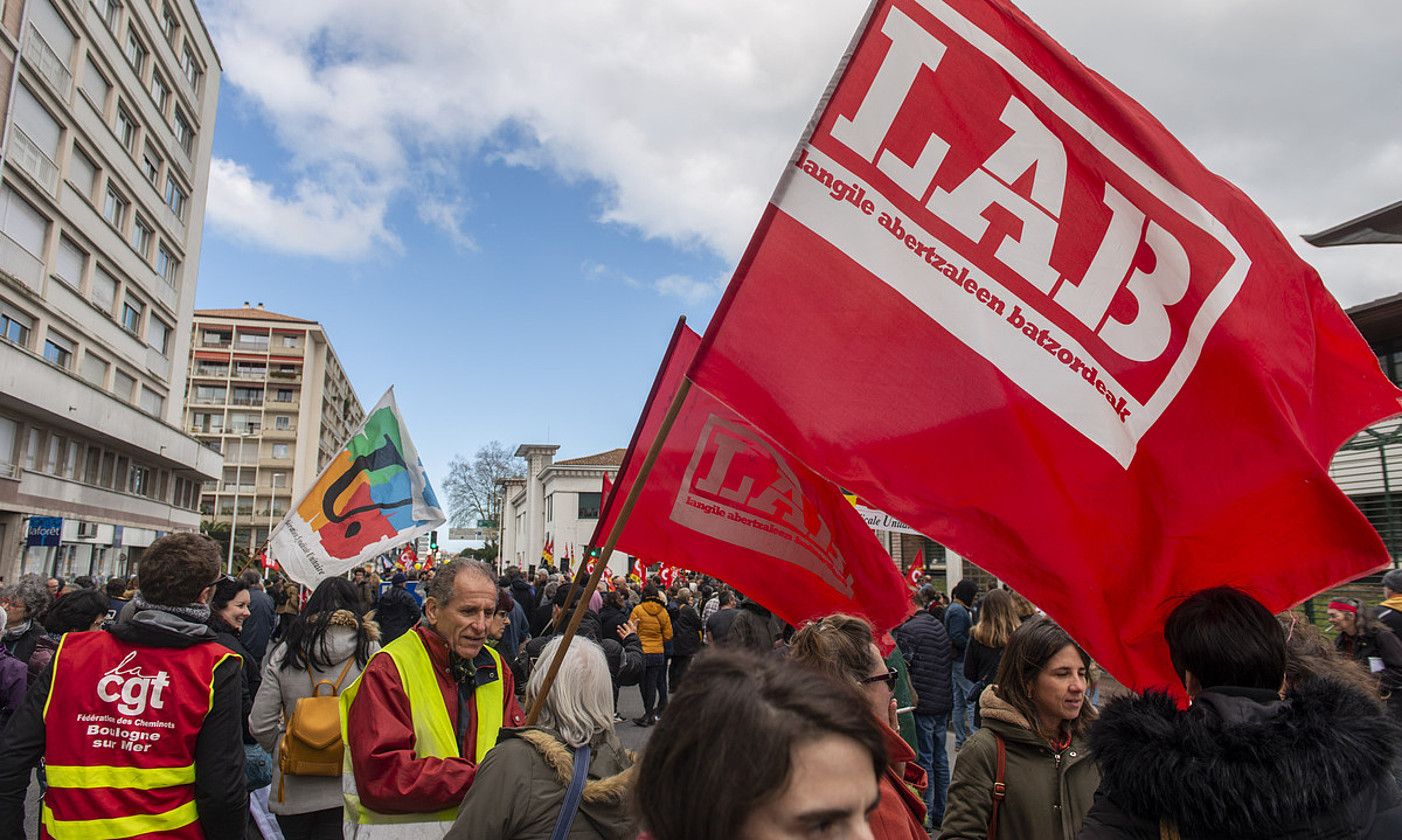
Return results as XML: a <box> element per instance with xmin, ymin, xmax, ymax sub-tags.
<box><xmin>429</xmin><ymin>530</ymin><xmax>439</xmax><ymax>550</ymax></box>
<box><xmin>589</xmin><ymin>546</ymin><xmax>600</xmax><ymax>559</ymax></box>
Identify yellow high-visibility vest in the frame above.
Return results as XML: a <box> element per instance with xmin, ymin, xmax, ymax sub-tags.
<box><xmin>340</xmin><ymin>630</ymin><xmax>504</xmax><ymax>836</ymax></box>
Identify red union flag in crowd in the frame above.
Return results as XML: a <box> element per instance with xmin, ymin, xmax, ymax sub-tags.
<box><xmin>688</xmin><ymin>0</ymin><xmax>1402</xmax><ymax>691</ymax></box>
<box><xmin>599</xmin><ymin>322</ymin><xmax>911</xmax><ymax>632</ymax></box>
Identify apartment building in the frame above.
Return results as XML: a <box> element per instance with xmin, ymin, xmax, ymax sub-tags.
<box><xmin>0</xmin><ymin>0</ymin><xmax>221</xmax><ymax>581</ymax></box>
<box><xmin>185</xmin><ymin>304</ymin><xmax>364</xmax><ymax>564</ymax></box>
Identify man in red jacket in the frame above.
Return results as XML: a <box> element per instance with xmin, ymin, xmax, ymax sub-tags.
<box><xmin>343</xmin><ymin>558</ymin><xmax>525</xmax><ymax>837</ymax></box>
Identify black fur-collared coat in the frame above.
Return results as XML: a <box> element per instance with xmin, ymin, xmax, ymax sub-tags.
<box><xmin>1078</xmin><ymin>680</ymin><xmax>1402</xmax><ymax>839</ymax></box>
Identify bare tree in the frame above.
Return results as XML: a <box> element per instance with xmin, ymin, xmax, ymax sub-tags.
<box><xmin>442</xmin><ymin>442</ymin><xmax>523</xmax><ymax>543</ymax></box>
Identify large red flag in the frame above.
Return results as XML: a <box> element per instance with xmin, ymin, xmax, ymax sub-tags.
<box><xmin>601</xmin><ymin>323</ymin><xmax>912</xmax><ymax>632</ymax></box>
<box><xmin>688</xmin><ymin>0</ymin><xmax>1402</xmax><ymax>692</ymax></box>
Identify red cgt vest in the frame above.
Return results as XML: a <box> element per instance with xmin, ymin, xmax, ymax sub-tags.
<box><xmin>41</xmin><ymin>630</ymin><xmax>238</xmax><ymax>840</ymax></box>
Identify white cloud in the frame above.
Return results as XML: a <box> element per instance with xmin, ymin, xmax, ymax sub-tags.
<box><xmin>416</xmin><ymin>199</ymin><xmax>477</xmax><ymax>252</ymax></box>
<box><xmin>581</xmin><ymin>260</ymin><xmax>725</xmax><ymax>304</ymax></box>
<box><xmin>206</xmin><ymin>158</ymin><xmax>399</xmax><ymax>259</ymax></box>
<box><xmin>203</xmin><ymin>0</ymin><xmax>1402</xmax><ymax>304</ymax></box>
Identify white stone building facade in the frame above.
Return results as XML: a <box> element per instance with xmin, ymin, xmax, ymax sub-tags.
<box><xmin>499</xmin><ymin>445</ymin><xmax>630</xmax><ymax>576</ymax></box>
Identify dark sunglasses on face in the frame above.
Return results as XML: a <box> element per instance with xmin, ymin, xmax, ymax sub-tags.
<box><xmin>861</xmin><ymin>670</ymin><xmax>897</xmax><ymax>686</ymax></box>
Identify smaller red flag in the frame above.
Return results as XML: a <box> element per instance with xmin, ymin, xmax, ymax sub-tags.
<box><xmin>908</xmin><ymin>549</ymin><xmax>925</xmax><ymax>588</ymax></box>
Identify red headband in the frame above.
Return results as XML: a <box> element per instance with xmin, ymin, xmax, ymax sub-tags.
<box><xmin>1328</xmin><ymin>600</ymin><xmax>1358</xmax><ymax>615</ymax></box>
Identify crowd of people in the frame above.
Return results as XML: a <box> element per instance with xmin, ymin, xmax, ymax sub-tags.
<box><xmin>1</xmin><ymin>535</ymin><xmax>1402</xmax><ymax>838</ymax></box>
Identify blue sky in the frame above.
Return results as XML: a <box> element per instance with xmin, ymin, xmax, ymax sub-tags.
<box><xmin>191</xmin><ymin>1</ymin><xmax>1402</xmax><ymax>501</ymax></box>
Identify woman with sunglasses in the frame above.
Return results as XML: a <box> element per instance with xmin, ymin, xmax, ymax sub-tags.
<box><xmin>939</xmin><ymin>617</ymin><xmax>1100</xmax><ymax>840</ymax></box>
<box><xmin>1328</xmin><ymin>596</ymin><xmax>1402</xmax><ymax>721</ymax></box>
<box><xmin>789</xmin><ymin>613</ymin><xmax>928</xmax><ymax>839</ymax></box>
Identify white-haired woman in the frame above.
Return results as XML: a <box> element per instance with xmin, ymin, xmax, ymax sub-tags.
<box><xmin>448</xmin><ymin>636</ymin><xmax>636</xmax><ymax>839</ymax></box>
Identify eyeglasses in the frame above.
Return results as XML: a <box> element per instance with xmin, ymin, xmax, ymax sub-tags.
<box><xmin>861</xmin><ymin>670</ymin><xmax>897</xmax><ymax>687</ymax></box>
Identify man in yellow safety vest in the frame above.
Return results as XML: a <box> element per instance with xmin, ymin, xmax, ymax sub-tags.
<box><xmin>342</xmin><ymin>558</ymin><xmax>525</xmax><ymax>838</ymax></box>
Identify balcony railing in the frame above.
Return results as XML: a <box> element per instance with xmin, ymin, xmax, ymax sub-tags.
<box><xmin>193</xmin><ymin>366</ymin><xmax>229</xmax><ymax>377</ymax></box>
<box><xmin>234</xmin><ymin>368</ymin><xmax>267</xmax><ymax>380</ymax></box>
<box><xmin>22</xmin><ymin>24</ymin><xmax>72</xmax><ymax>96</ymax></box>
<box><xmin>8</xmin><ymin>125</ymin><xmax>59</xmax><ymax>195</ymax></box>
<box><xmin>192</xmin><ymin>395</ymin><xmax>227</xmax><ymax>405</ymax></box>
<box><xmin>230</xmin><ymin>396</ymin><xmax>264</xmax><ymax>406</ymax></box>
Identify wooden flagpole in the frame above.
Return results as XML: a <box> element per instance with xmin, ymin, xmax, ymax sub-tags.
<box><xmin>525</xmin><ymin>376</ymin><xmax>693</xmax><ymax>725</ymax></box>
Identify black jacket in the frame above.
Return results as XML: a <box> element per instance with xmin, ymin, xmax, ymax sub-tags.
<box><xmin>520</xmin><ymin>610</ymin><xmax>644</xmax><ymax>688</ymax></box>
<box><xmin>1337</xmin><ymin>626</ymin><xmax>1402</xmax><ymax>719</ymax></box>
<box><xmin>0</xmin><ymin>610</ymin><xmax>247</xmax><ymax>840</ymax></box>
<box><xmin>241</xmin><ymin>588</ymin><xmax>276</xmax><ymax>668</ymax></box>
<box><xmin>598</xmin><ymin>603</ymin><xmax>629</xmax><ymax>645</ymax></box>
<box><xmin>672</xmin><ymin>605</ymin><xmax>704</xmax><ymax>657</ymax></box>
<box><xmin>1</xmin><ymin>621</ymin><xmax>45</xmax><ymax>670</ymax></box>
<box><xmin>375</xmin><ymin>584</ymin><xmax>422</xmax><ymax>643</ymax></box>
<box><xmin>209</xmin><ymin>617</ymin><xmax>258</xmax><ymax>745</ymax></box>
<box><xmin>894</xmin><ymin>610</ymin><xmax>952</xmax><ymax>716</ymax></box>
<box><xmin>963</xmin><ymin>635</ymin><xmax>1003</xmax><ymax>685</ymax></box>
<box><xmin>511</xmin><ymin>579</ymin><xmax>537</xmax><ymax>615</ymax></box>
<box><xmin>1079</xmin><ymin>681</ymin><xmax>1402</xmax><ymax>839</ymax></box>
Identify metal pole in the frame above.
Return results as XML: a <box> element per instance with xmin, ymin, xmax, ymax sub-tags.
<box><xmin>526</xmin><ymin>377</ymin><xmax>692</xmax><ymax>725</ymax></box>
<box><xmin>1380</xmin><ymin>440</ymin><xmax>1398</xmax><ymax>563</ymax></box>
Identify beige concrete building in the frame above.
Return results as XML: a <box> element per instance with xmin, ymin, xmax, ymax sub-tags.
<box><xmin>499</xmin><ymin>445</ymin><xmax>635</xmax><ymax>576</ymax></box>
<box><xmin>184</xmin><ymin>303</ymin><xmax>364</xmax><ymax>564</ymax></box>
<box><xmin>0</xmin><ymin>0</ymin><xmax>222</xmax><ymax>581</ymax></box>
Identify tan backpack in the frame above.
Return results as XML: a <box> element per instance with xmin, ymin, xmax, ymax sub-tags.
<box><xmin>277</xmin><ymin>658</ymin><xmax>355</xmax><ymax>800</ymax></box>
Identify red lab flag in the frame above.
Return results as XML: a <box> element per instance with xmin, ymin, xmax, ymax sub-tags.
<box><xmin>688</xmin><ymin>0</ymin><xmax>1402</xmax><ymax>693</ymax></box>
<box><xmin>599</xmin><ymin>323</ymin><xmax>911</xmax><ymax>633</ymax></box>
<box><xmin>908</xmin><ymin>550</ymin><xmax>925</xmax><ymax>587</ymax></box>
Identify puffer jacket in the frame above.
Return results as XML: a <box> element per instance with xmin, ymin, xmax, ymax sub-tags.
<box><xmin>1079</xmin><ymin>680</ymin><xmax>1402</xmax><ymax>839</ymax></box>
<box><xmin>629</xmin><ymin>599</ymin><xmax>672</xmax><ymax>655</ymax></box>
<box><xmin>939</xmin><ymin>686</ymin><xmax>1099</xmax><ymax>840</ymax></box>
<box><xmin>895</xmin><ymin>610</ymin><xmax>953</xmax><ymax>716</ymax></box>
<box><xmin>448</xmin><ymin>727</ymin><xmax>636</xmax><ymax>839</ymax></box>
<box><xmin>249</xmin><ymin>610</ymin><xmax>380</xmax><ymax>814</ymax></box>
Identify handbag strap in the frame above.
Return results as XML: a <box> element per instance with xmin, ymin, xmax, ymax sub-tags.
<box><xmin>550</xmin><ymin>744</ymin><xmax>592</xmax><ymax>840</ymax></box>
<box><xmin>307</xmin><ymin>657</ymin><xmax>356</xmax><ymax>695</ymax></box>
<box><xmin>987</xmin><ymin>733</ymin><xmax>1006</xmax><ymax>840</ymax></box>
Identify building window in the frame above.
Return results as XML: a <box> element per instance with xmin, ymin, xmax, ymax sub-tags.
<box><xmin>237</xmin><ymin>331</ymin><xmax>269</xmax><ymax>349</ymax></box>
<box><xmin>115</xmin><ymin>105</ymin><xmax>138</xmax><ymax>151</ymax></box>
<box><xmin>102</xmin><ymin>185</ymin><xmax>128</xmax><ymax>228</ymax></box>
<box><xmin>68</xmin><ymin>146</ymin><xmax>97</xmax><ymax>200</ymax></box>
<box><xmin>43</xmin><ymin>331</ymin><xmax>74</xmax><ymax>368</ymax></box>
<box><xmin>121</xmin><ymin>294</ymin><xmax>143</xmax><ymax>334</ymax></box>
<box><xmin>130</xmin><ymin>214</ymin><xmax>152</xmax><ymax>256</ymax></box>
<box><xmin>141</xmin><ymin>144</ymin><xmax>162</xmax><ymax>185</ymax></box>
<box><xmin>173</xmin><ymin>108</ymin><xmax>193</xmax><ymax>154</ymax></box>
<box><xmin>179</xmin><ymin>45</ymin><xmax>201</xmax><ymax>89</ymax></box>
<box><xmin>194</xmin><ymin>384</ymin><xmax>225</xmax><ymax>403</ymax></box>
<box><xmin>124</xmin><ymin>27</ymin><xmax>146</xmax><ymax>73</ymax></box>
<box><xmin>91</xmin><ymin>266</ymin><xmax>118</xmax><ymax>312</ymax></box>
<box><xmin>80</xmin><ymin>351</ymin><xmax>109</xmax><ymax>387</ymax></box>
<box><xmin>156</xmin><ymin>242</ymin><xmax>178</xmax><ymax>286</ymax></box>
<box><xmin>1</xmin><ymin>303</ymin><xmax>34</xmax><ymax>347</ymax></box>
<box><xmin>1</xmin><ymin>186</ymin><xmax>49</xmax><ymax>258</ymax></box>
<box><xmin>138</xmin><ymin>387</ymin><xmax>163</xmax><ymax>416</ymax></box>
<box><xmin>112</xmin><ymin>369</ymin><xmax>136</xmax><ymax>401</ymax></box>
<box><xmin>94</xmin><ymin>0</ymin><xmax>121</xmax><ymax>31</ymax></box>
<box><xmin>80</xmin><ymin>57</ymin><xmax>112</xmax><ymax>109</ymax></box>
<box><xmin>149</xmin><ymin>72</ymin><xmax>169</xmax><ymax>112</ymax></box>
<box><xmin>282</xmin><ymin>334</ymin><xmax>298</xmax><ymax>348</ymax></box>
<box><xmin>24</xmin><ymin>428</ymin><xmax>43</xmax><ymax>470</ymax></box>
<box><xmin>274</xmin><ymin>388</ymin><xmax>293</xmax><ymax>402</ymax></box>
<box><xmin>128</xmin><ymin>462</ymin><xmax>150</xmax><ymax>495</ymax></box>
<box><xmin>54</xmin><ymin>236</ymin><xmax>87</xmax><ymax>289</ymax></box>
<box><xmin>272</xmin><ymin>471</ymin><xmax>287</xmax><ymax>488</ymax></box>
<box><xmin>147</xmin><ymin>317</ymin><xmax>170</xmax><ymax>355</ymax></box>
<box><xmin>272</xmin><ymin>443</ymin><xmax>289</xmax><ymax>459</ymax></box>
<box><xmin>202</xmin><ymin>329</ymin><xmax>230</xmax><ymax>346</ymax></box>
<box><xmin>577</xmin><ymin>491</ymin><xmax>602</xmax><ymax>519</ymax></box>
<box><xmin>274</xmin><ymin>415</ymin><xmax>290</xmax><ymax>430</ymax></box>
<box><xmin>164</xmin><ymin>175</ymin><xmax>186</xmax><ymax>219</ymax></box>
<box><xmin>159</xmin><ymin>4</ymin><xmax>178</xmax><ymax>42</ymax></box>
